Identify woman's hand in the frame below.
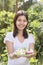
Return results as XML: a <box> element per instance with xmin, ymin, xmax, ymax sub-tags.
<box><xmin>24</xmin><ymin>50</ymin><xmax>36</xmax><ymax>58</ymax></box>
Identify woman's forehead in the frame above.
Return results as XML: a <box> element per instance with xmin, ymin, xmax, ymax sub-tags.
<box><xmin>17</xmin><ymin>15</ymin><xmax>27</xmax><ymax>20</ymax></box>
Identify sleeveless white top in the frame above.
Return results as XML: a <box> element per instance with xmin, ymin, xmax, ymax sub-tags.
<box><xmin>4</xmin><ymin>32</ymin><xmax>35</xmax><ymax>65</ymax></box>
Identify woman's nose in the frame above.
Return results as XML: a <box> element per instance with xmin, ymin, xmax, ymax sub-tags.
<box><xmin>20</xmin><ymin>21</ymin><xmax>24</xmax><ymax>24</ymax></box>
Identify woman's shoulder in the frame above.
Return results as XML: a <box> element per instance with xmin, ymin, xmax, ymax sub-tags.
<box><xmin>5</xmin><ymin>31</ymin><xmax>14</xmax><ymax>40</ymax></box>
<box><xmin>4</xmin><ymin>32</ymin><xmax>14</xmax><ymax>44</ymax></box>
<box><xmin>6</xmin><ymin>31</ymin><xmax>13</xmax><ymax>37</ymax></box>
<box><xmin>28</xmin><ymin>33</ymin><xmax>35</xmax><ymax>43</ymax></box>
<box><xmin>28</xmin><ymin>33</ymin><xmax>34</xmax><ymax>37</ymax></box>
<box><xmin>6</xmin><ymin>31</ymin><xmax>13</xmax><ymax>35</ymax></box>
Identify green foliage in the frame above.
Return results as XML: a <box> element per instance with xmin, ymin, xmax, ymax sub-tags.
<box><xmin>19</xmin><ymin>0</ymin><xmax>33</xmax><ymax>11</ymax></box>
<box><xmin>30</xmin><ymin>58</ymin><xmax>38</xmax><ymax>63</ymax></box>
<box><xmin>0</xmin><ymin>10</ymin><xmax>15</xmax><ymax>29</ymax></box>
<box><xmin>0</xmin><ymin>0</ymin><xmax>16</xmax><ymax>11</ymax></box>
<box><xmin>27</xmin><ymin>4</ymin><xmax>43</xmax><ymax>22</ymax></box>
<box><xmin>0</xmin><ymin>10</ymin><xmax>15</xmax><ymax>61</ymax></box>
<box><xmin>27</xmin><ymin>3</ymin><xmax>43</xmax><ymax>62</ymax></box>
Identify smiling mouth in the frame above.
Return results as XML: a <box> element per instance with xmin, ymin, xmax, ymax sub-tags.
<box><xmin>19</xmin><ymin>25</ymin><xmax>24</xmax><ymax>27</ymax></box>
<box><xmin>19</xmin><ymin>26</ymin><xmax>24</xmax><ymax>28</ymax></box>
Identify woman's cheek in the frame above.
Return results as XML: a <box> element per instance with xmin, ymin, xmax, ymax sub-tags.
<box><xmin>25</xmin><ymin>22</ymin><xmax>27</xmax><ymax>26</ymax></box>
<box><xmin>16</xmin><ymin>21</ymin><xmax>19</xmax><ymax>25</ymax></box>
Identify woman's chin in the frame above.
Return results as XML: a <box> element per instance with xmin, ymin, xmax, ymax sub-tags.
<box><xmin>18</xmin><ymin>28</ymin><xmax>24</xmax><ymax>31</ymax></box>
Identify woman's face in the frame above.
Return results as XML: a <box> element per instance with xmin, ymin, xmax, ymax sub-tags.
<box><xmin>16</xmin><ymin>15</ymin><xmax>27</xmax><ymax>31</ymax></box>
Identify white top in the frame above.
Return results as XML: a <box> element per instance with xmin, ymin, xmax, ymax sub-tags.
<box><xmin>4</xmin><ymin>32</ymin><xmax>35</xmax><ymax>65</ymax></box>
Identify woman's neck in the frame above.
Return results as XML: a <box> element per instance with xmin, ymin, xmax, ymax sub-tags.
<box><xmin>17</xmin><ymin>30</ymin><xmax>23</xmax><ymax>37</ymax></box>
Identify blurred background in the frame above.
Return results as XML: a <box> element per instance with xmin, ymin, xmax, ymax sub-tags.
<box><xmin>0</xmin><ymin>0</ymin><xmax>43</xmax><ymax>65</ymax></box>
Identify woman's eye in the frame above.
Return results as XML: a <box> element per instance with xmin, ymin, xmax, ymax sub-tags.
<box><xmin>18</xmin><ymin>19</ymin><xmax>21</xmax><ymax>22</ymax></box>
<box><xmin>23</xmin><ymin>20</ymin><xmax>27</xmax><ymax>22</ymax></box>
<box><xmin>17</xmin><ymin>19</ymin><xmax>27</xmax><ymax>22</ymax></box>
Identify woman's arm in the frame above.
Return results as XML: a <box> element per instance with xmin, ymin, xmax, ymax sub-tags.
<box><xmin>5</xmin><ymin>41</ymin><xmax>20</xmax><ymax>59</ymax></box>
<box><xmin>29</xmin><ymin>43</ymin><xmax>34</xmax><ymax>52</ymax></box>
<box><xmin>29</xmin><ymin>43</ymin><xmax>36</xmax><ymax>56</ymax></box>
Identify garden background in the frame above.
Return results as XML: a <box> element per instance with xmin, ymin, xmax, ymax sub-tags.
<box><xmin>0</xmin><ymin>0</ymin><xmax>43</xmax><ymax>65</ymax></box>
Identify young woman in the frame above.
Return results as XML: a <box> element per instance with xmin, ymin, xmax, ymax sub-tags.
<box><xmin>4</xmin><ymin>10</ymin><xmax>35</xmax><ymax>65</ymax></box>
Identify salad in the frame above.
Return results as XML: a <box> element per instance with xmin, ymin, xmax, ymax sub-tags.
<box><xmin>14</xmin><ymin>48</ymin><xmax>33</xmax><ymax>56</ymax></box>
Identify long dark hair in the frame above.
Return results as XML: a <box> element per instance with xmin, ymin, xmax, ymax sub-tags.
<box><xmin>13</xmin><ymin>10</ymin><xmax>28</xmax><ymax>38</ymax></box>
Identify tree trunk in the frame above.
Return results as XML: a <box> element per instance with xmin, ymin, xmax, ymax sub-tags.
<box><xmin>3</xmin><ymin>0</ymin><xmax>5</xmax><ymax>10</ymax></box>
<box><xmin>15</xmin><ymin>0</ymin><xmax>19</xmax><ymax>13</ymax></box>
